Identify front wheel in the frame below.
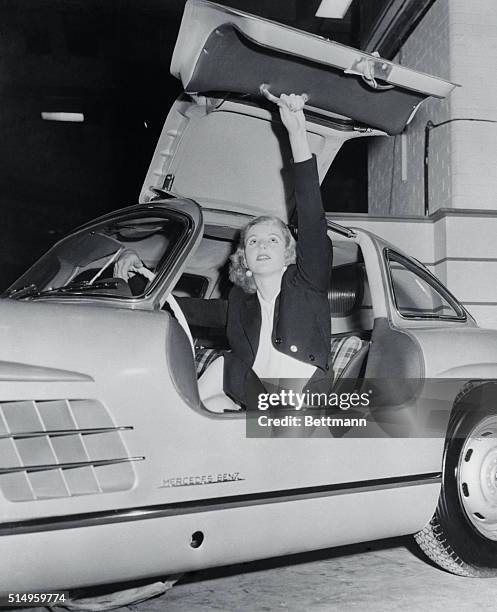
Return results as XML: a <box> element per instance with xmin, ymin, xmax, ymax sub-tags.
<box><xmin>415</xmin><ymin>394</ymin><xmax>497</xmax><ymax>576</ymax></box>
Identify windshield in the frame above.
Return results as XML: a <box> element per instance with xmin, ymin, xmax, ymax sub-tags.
<box><xmin>7</xmin><ymin>210</ymin><xmax>189</xmax><ymax>300</ymax></box>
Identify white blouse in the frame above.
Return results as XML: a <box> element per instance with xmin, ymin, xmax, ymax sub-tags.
<box><xmin>252</xmin><ymin>291</ymin><xmax>316</xmax><ymax>385</ymax></box>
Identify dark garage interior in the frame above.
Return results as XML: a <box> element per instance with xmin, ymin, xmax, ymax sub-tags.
<box><xmin>0</xmin><ymin>0</ymin><xmax>434</xmax><ymax>289</ymax></box>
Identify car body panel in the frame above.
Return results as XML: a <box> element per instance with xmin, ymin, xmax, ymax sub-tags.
<box><xmin>1</xmin><ymin>210</ymin><xmax>496</xmax><ymax>592</ymax></box>
<box><xmin>3</xmin><ymin>481</ymin><xmax>440</xmax><ymax>592</ymax></box>
<box><xmin>0</xmin><ymin>297</ymin><xmax>441</xmax><ymax>517</ymax></box>
<box><xmin>142</xmin><ymin>0</ymin><xmax>457</xmax><ymax>218</ymax></box>
<box><xmin>140</xmin><ymin>96</ymin><xmax>383</xmax><ymax>221</ymax></box>
<box><xmin>407</xmin><ymin>327</ymin><xmax>497</xmax><ymax>378</ymax></box>
<box><xmin>0</xmin><ymin>361</ymin><xmax>92</xmax><ymax>382</ymax></box>
<box><xmin>171</xmin><ymin>0</ymin><xmax>457</xmax><ymax>134</ymax></box>
<box><xmin>0</xmin><ymin>290</ymin><xmax>446</xmax><ymax>594</ymax></box>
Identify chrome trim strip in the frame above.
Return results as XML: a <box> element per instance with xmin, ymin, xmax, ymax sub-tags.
<box><xmin>0</xmin><ymin>456</ymin><xmax>144</xmax><ymax>475</ymax></box>
<box><xmin>0</xmin><ymin>426</ymin><xmax>133</xmax><ymax>440</ymax></box>
<box><xmin>0</xmin><ymin>472</ymin><xmax>441</xmax><ymax>536</ymax></box>
<box><xmin>327</xmin><ymin>220</ymin><xmax>356</xmax><ymax>238</ymax></box>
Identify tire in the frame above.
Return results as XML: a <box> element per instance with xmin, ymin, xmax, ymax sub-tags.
<box><xmin>415</xmin><ymin>384</ymin><xmax>497</xmax><ymax>577</ymax></box>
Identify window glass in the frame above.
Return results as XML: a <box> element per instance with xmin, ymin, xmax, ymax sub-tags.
<box><xmin>173</xmin><ymin>274</ymin><xmax>208</xmax><ymax>299</ymax></box>
<box><xmin>387</xmin><ymin>252</ymin><xmax>464</xmax><ymax>319</ymax></box>
<box><xmin>8</xmin><ymin>211</ymin><xmax>188</xmax><ymax>299</ymax></box>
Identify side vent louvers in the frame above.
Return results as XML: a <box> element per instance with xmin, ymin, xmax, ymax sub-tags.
<box><xmin>0</xmin><ymin>399</ymin><xmax>142</xmax><ymax>502</ymax></box>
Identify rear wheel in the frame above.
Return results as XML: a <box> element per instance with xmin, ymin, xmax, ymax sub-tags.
<box><xmin>415</xmin><ymin>393</ymin><xmax>497</xmax><ymax>576</ymax></box>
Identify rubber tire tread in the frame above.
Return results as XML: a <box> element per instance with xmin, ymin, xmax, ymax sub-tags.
<box><xmin>414</xmin><ymin>382</ymin><xmax>497</xmax><ymax>577</ymax></box>
<box><xmin>414</xmin><ymin>514</ymin><xmax>493</xmax><ymax>576</ymax></box>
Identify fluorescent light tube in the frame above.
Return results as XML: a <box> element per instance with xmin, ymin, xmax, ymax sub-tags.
<box><xmin>41</xmin><ymin>112</ymin><xmax>84</xmax><ymax>122</ymax></box>
<box><xmin>315</xmin><ymin>0</ymin><xmax>354</xmax><ymax>19</ymax></box>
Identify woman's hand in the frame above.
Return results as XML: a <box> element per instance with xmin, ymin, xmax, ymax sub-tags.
<box><xmin>277</xmin><ymin>93</ymin><xmax>311</xmax><ymax>163</ymax></box>
<box><xmin>278</xmin><ymin>93</ymin><xmax>306</xmax><ymax>136</ymax></box>
<box><xmin>114</xmin><ymin>250</ymin><xmax>157</xmax><ymax>282</ymax></box>
<box><xmin>114</xmin><ymin>250</ymin><xmax>145</xmax><ymax>281</ymax></box>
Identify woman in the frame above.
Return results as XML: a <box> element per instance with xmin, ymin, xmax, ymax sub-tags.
<box><xmin>116</xmin><ymin>93</ymin><xmax>332</xmax><ymax>413</ymax></box>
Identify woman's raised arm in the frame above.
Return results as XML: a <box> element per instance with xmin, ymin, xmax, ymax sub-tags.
<box><xmin>277</xmin><ymin>93</ymin><xmax>311</xmax><ymax>163</ymax></box>
<box><xmin>275</xmin><ymin>93</ymin><xmax>332</xmax><ymax>292</ymax></box>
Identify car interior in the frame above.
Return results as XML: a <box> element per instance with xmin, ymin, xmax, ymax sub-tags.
<box><xmin>169</xmin><ymin>226</ymin><xmax>374</xmax><ymax>412</ymax></box>
<box><xmin>7</xmin><ymin>214</ymin><xmax>187</xmax><ymax>297</ymax></box>
<box><xmin>8</xmin><ymin>212</ymin><xmax>374</xmax><ymax>415</ymax></box>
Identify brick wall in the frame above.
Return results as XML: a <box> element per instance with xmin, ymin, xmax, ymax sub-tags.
<box><xmin>369</xmin><ymin>0</ymin><xmax>497</xmax><ymax>217</ymax></box>
<box><xmin>366</xmin><ymin>0</ymin><xmax>497</xmax><ymax>328</ymax></box>
<box><xmin>368</xmin><ymin>0</ymin><xmax>451</xmax><ymax>216</ymax></box>
<box><xmin>449</xmin><ymin>0</ymin><xmax>497</xmax><ymax>211</ymax></box>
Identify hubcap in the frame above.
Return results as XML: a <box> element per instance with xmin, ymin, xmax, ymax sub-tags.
<box><xmin>457</xmin><ymin>415</ymin><xmax>497</xmax><ymax>540</ymax></box>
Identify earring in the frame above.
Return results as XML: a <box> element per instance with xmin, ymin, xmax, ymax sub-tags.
<box><xmin>282</xmin><ymin>265</ymin><xmax>287</xmax><ymax>272</ymax></box>
<box><xmin>245</xmin><ymin>269</ymin><xmax>253</xmax><ymax>277</ymax></box>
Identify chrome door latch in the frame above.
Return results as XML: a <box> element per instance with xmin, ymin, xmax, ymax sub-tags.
<box><xmin>344</xmin><ymin>54</ymin><xmax>394</xmax><ymax>90</ymax></box>
<box><xmin>260</xmin><ymin>84</ymin><xmax>309</xmax><ymax>104</ymax></box>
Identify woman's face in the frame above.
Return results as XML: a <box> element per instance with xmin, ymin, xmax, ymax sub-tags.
<box><xmin>244</xmin><ymin>221</ymin><xmax>287</xmax><ymax>278</ymax></box>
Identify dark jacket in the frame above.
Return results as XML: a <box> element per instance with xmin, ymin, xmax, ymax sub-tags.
<box><xmin>223</xmin><ymin>155</ymin><xmax>333</xmax><ymax>407</ymax></box>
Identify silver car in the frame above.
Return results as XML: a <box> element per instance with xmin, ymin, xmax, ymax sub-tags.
<box><xmin>1</xmin><ymin>0</ymin><xmax>496</xmax><ymax>595</ymax></box>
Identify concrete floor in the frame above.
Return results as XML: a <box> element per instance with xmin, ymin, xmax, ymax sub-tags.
<box><xmin>79</xmin><ymin>537</ymin><xmax>496</xmax><ymax>612</ymax></box>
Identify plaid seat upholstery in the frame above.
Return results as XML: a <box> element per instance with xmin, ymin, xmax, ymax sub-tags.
<box><xmin>195</xmin><ymin>347</ymin><xmax>223</xmax><ymax>378</ymax></box>
<box><xmin>330</xmin><ymin>335</ymin><xmax>364</xmax><ymax>380</ymax></box>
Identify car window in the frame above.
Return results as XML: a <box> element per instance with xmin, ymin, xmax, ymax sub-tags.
<box><xmin>172</xmin><ymin>273</ymin><xmax>208</xmax><ymax>298</ymax></box>
<box><xmin>386</xmin><ymin>250</ymin><xmax>465</xmax><ymax>320</ymax></box>
<box><xmin>8</xmin><ymin>211</ymin><xmax>189</xmax><ymax>299</ymax></box>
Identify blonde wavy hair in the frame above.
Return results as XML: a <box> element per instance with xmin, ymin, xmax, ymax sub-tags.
<box><xmin>229</xmin><ymin>216</ymin><xmax>297</xmax><ymax>293</ymax></box>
